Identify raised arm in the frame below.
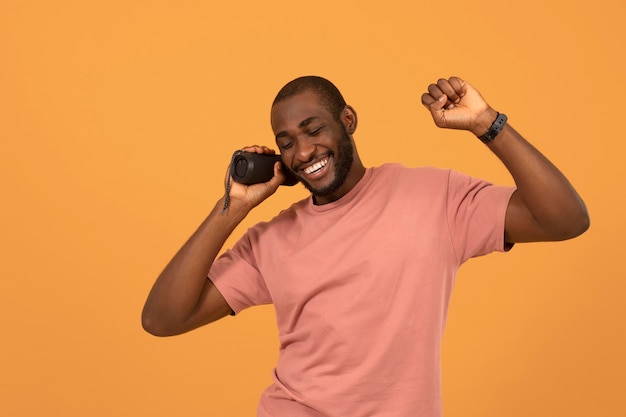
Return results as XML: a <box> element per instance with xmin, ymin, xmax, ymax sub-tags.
<box><xmin>421</xmin><ymin>77</ymin><xmax>589</xmax><ymax>243</ymax></box>
<box><xmin>141</xmin><ymin>146</ymin><xmax>285</xmax><ymax>336</ymax></box>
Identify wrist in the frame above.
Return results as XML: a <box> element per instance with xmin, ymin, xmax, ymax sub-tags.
<box><xmin>474</xmin><ymin>111</ymin><xmax>508</xmax><ymax>144</ymax></box>
<box><xmin>214</xmin><ymin>196</ymin><xmax>252</xmax><ymax>220</ymax></box>
<box><xmin>470</xmin><ymin>108</ymin><xmax>499</xmax><ymax>137</ymax></box>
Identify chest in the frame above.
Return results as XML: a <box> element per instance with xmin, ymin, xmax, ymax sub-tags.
<box><xmin>256</xmin><ymin>192</ymin><xmax>457</xmax><ymax>330</ymax></box>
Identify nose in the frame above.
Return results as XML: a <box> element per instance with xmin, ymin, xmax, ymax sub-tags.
<box><xmin>294</xmin><ymin>137</ymin><xmax>316</xmax><ymax>163</ymax></box>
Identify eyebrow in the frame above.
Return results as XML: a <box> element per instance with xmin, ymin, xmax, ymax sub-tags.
<box><xmin>275</xmin><ymin>117</ymin><xmax>320</xmax><ymax>140</ymax></box>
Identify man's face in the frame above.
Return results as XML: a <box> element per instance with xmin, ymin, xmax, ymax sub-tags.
<box><xmin>271</xmin><ymin>91</ymin><xmax>357</xmax><ymax>204</ymax></box>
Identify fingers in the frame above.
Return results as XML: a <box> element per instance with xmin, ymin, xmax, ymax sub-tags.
<box><xmin>422</xmin><ymin>77</ymin><xmax>466</xmax><ymax>111</ymax></box>
<box><xmin>245</xmin><ymin>161</ymin><xmax>285</xmax><ymax>206</ymax></box>
<box><xmin>270</xmin><ymin>161</ymin><xmax>286</xmax><ymax>186</ymax></box>
<box><xmin>241</xmin><ymin>145</ymin><xmax>276</xmax><ymax>155</ymax></box>
<box><xmin>421</xmin><ymin>91</ymin><xmax>446</xmax><ymax>115</ymax></box>
<box><xmin>441</xmin><ymin>77</ymin><xmax>465</xmax><ymax>107</ymax></box>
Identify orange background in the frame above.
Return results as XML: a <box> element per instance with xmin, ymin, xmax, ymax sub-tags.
<box><xmin>2</xmin><ymin>1</ymin><xmax>624</xmax><ymax>416</ymax></box>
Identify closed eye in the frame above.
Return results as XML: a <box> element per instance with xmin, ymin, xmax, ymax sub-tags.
<box><xmin>309</xmin><ymin>126</ymin><xmax>324</xmax><ymax>136</ymax></box>
<box><xmin>278</xmin><ymin>140</ymin><xmax>294</xmax><ymax>150</ymax></box>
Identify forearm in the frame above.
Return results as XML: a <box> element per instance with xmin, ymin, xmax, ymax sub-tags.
<box><xmin>481</xmin><ymin>115</ymin><xmax>590</xmax><ymax>241</ymax></box>
<box><xmin>141</xmin><ymin>197</ymin><xmax>249</xmax><ymax>334</ymax></box>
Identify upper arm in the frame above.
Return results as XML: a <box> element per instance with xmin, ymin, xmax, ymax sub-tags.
<box><xmin>504</xmin><ymin>191</ymin><xmax>542</xmax><ymax>243</ymax></box>
<box><xmin>504</xmin><ymin>190</ymin><xmax>581</xmax><ymax>243</ymax></box>
<box><xmin>141</xmin><ymin>278</ymin><xmax>232</xmax><ymax>337</ymax></box>
<box><xmin>186</xmin><ymin>279</ymin><xmax>234</xmax><ymax>330</ymax></box>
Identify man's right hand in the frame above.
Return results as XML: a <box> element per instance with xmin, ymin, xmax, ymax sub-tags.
<box><xmin>223</xmin><ymin>145</ymin><xmax>287</xmax><ymax>213</ymax></box>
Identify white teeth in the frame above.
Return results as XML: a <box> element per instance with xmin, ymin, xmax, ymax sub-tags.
<box><xmin>304</xmin><ymin>159</ymin><xmax>327</xmax><ymax>174</ymax></box>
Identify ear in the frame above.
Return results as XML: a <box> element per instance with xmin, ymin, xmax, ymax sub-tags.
<box><xmin>341</xmin><ymin>105</ymin><xmax>358</xmax><ymax>134</ymax></box>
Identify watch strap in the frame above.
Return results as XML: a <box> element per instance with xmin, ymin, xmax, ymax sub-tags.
<box><xmin>478</xmin><ymin>112</ymin><xmax>508</xmax><ymax>144</ymax></box>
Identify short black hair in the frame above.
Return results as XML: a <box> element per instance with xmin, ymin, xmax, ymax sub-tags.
<box><xmin>272</xmin><ymin>76</ymin><xmax>347</xmax><ymax>121</ymax></box>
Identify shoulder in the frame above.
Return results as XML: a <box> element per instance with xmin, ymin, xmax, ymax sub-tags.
<box><xmin>373</xmin><ymin>162</ymin><xmax>450</xmax><ymax>177</ymax></box>
<box><xmin>371</xmin><ymin>163</ymin><xmax>454</xmax><ymax>189</ymax></box>
<box><xmin>245</xmin><ymin>197</ymin><xmax>309</xmax><ymax>239</ymax></box>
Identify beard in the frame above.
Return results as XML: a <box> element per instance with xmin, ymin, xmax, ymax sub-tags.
<box><xmin>297</xmin><ymin>127</ymin><xmax>354</xmax><ymax>198</ymax></box>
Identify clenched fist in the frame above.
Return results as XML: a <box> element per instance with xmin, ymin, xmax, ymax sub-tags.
<box><xmin>421</xmin><ymin>77</ymin><xmax>498</xmax><ymax>137</ymax></box>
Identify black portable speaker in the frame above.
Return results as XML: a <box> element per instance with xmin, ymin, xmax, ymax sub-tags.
<box><xmin>230</xmin><ymin>152</ymin><xmax>298</xmax><ymax>186</ymax></box>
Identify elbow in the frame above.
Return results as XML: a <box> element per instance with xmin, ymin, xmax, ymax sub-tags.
<box><xmin>141</xmin><ymin>308</ymin><xmax>177</xmax><ymax>337</ymax></box>
<box><xmin>571</xmin><ymin>207</ymin><xmax>591</xmax><ymax>238</ymax></box>
<box><xmin>141</xmin><ymin>314</ymin><xmax>164</xmax><ymax>337</ymax></box>
<box><xmin>554</xmin><ymin>203</ymin><xmax>591</xmax><ymax>241</ymax></box>
<box><xmin>568</xmin><ymin>199</ymin><xmax>591</xmax><ymax>238</ymax></box>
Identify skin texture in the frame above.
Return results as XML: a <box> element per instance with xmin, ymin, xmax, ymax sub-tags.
<box><xmin>271</xmin><ymin>90</ymin><xmax>365</xmax><ymax>205</ymax></box>
<box><xmin>141</xmin><ymin>77</ymin><xmax>589</xmax><ymax>337</ymax></box>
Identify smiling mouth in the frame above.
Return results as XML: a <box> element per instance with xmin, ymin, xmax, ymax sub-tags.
<box><xmin>302</xmin><ymin>158</ymin><xmax>328</xmax><ymax>175</ymax></box>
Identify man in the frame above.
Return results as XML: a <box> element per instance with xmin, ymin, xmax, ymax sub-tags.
<box><xmin>142</xmin><ymin>76</ymin><xmax>589</xmax><ymax>416</ymax></box>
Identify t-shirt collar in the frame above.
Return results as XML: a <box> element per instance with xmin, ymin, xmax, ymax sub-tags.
<box><xmin>307</xmin><ymin>167</ymin><xmax>373</xmax><ymax>213</ymax></box>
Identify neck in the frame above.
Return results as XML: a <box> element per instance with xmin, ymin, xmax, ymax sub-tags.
<box><xmin>313</xmin><ymin>156</ymin><xmax>366</xmax><ymax>205</ymax></box>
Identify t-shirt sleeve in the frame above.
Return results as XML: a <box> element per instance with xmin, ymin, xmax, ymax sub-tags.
<box><xmin>207</xmin><ymin>232</ymin><xmax>272</xmax><ymax>315</ymax></box>
<box><xmin>446</xmin><ymin>169</ymin><xmax>516</xmax><ymax>263</ymax></box>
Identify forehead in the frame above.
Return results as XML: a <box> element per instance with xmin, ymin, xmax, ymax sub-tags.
<box><xmin>270</xmin><ymin>90</ymin><xmax>331</xmax><ymax>133</ymax></box>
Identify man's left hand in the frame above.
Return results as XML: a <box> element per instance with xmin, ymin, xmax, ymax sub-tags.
<box><xmin>421</xmin><ymin>77</ymin><xmax>497</xmax><ymax>137</ymax></box>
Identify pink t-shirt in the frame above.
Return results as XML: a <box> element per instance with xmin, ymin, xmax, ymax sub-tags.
<box><xmin>209</xmin><ymin>164</ymin><xmax>515</xmax><ymax>417</ymax></box>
